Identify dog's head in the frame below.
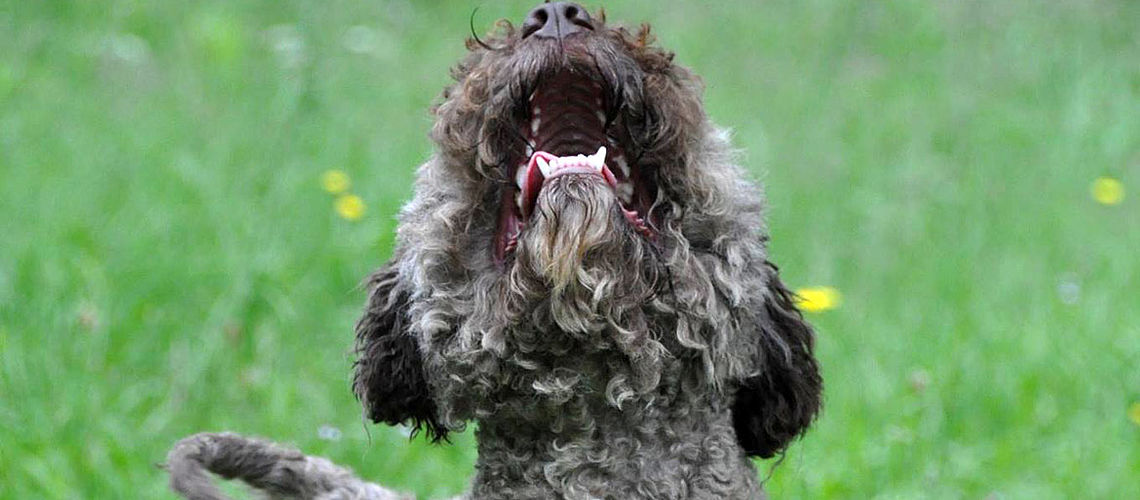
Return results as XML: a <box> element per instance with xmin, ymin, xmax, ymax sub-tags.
<box><xmin>354</xmin><ymin>3</ymin><xmax>821</xmax><ymax>459</ymax></box>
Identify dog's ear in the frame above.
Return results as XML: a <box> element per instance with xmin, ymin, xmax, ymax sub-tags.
<box><xmin>732</xmin><ymin>262</ymin><xmax>822</xmax><ymax>458</ymax></box>
<box><xmin>352</xmin><ymin>261</ymin><xmax>448</xmax><ymax>442</ymax></box>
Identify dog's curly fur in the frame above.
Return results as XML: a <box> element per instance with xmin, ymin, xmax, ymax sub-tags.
<box><xmin>167</xmin><ymin>7</ymin><xmax>821</xmax><ymax>500</ymax></box>
<box><xmin>167</xmin><ymin>432</ymin><xmax>413</xmax><ymax>500</ymax></box>
<box><xmin>353</xmin><ymin>10</ymin><xmax>822</xmax><ymax>500</ymax></box>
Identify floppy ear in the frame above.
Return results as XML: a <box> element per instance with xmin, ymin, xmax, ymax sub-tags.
<box><xmin>732</xmin><ymin>262</ymin><xmax>822</xmax><ymax>458</ymax></box>
<box><xmin>352</xmin><ymin>261</ymin><xmax>447</xmax><ymax>442</ymax></box>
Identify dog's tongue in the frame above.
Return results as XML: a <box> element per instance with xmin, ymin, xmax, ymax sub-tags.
<box><xmin>519</xmin><ymin>147</ymin><xmax>617</xmax><ymax>217</ymax></box>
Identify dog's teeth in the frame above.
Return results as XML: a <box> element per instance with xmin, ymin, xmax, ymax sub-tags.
<box><xmin>589</xmin><ymin>146</ymin><xmax>607</xmax><ymax>171</ymax></box>
<box><xmin>515</xmin><ymin>191</ymin><xmax>523</xmax><ymax>209</ymax></box>
<box><xmin>530</xmin><ymin>117</ymin><xmax>541</xmax><ymax>136</ymax></box>
<box><xmin>537</xmin><ymin>156</ymin><xmax>552</xmax><ymax>177</ymax></box>
<box><xmin>515</xmin><ymin>165</ymin><xmax>527</xmax><ymax>188</ymax></box>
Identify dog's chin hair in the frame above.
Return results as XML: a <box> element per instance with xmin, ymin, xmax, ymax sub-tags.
<box><xmin>510</xmin><ymin>177</ymin><xmax>659</xmax><ymax>335</ymax></box>
<box><xmin>524</xmin><ymin>178</ymin><xmax>621</xmax><ymax>291</ymax></box>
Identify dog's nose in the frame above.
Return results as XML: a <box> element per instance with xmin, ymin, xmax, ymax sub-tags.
<box><xmin>522</xmin><ymin>2</ymin><xmax>593</xmax><ymax>40</ymax></box>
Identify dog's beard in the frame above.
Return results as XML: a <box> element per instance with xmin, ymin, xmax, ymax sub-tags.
<box><xmin>524</xmin><ymin>176</ymin><xmax>619</xmax><ymax>290</ymax></box>
<box><xmin>513</xmin><ymin>174</ymin><xmax>659</xmax><ymax>334</ymax></box>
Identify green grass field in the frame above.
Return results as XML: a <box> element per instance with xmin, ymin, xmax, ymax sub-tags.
<box><xmin>2</xmin><ymin>0</ymin><xmax>1137</xmax><ymax>498</ymax></box>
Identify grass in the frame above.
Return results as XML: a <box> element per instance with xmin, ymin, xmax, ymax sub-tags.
<box><xmin>1</xmin><ymin>0</ymin><xmax>1137</xmax><ymax>498</ymax></box>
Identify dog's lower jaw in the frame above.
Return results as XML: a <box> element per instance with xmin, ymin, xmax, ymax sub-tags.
<box><xmin>466</xmin><ymin>396</ymin><xmax>764</xmax><ymax>500</ymax></box>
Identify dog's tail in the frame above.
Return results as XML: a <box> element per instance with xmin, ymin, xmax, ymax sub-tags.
<box><xmin>165</xmin><ymin>432</ymin><xmax>414</xmax><ymax>500</ymax></box>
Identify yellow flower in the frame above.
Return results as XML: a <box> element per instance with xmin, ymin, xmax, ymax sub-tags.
<box><xmin>1091</xmin><ymin>177</ymin><xmax>1124</xmax><ymax>206</ymax></box>
<box><xmin>1128</xmin><ymin>402</ymin><xmax>1140</xmax><ymax>426</ymax></box>
<box><xmin>335</xmin><ymin>194</ymin><xmax>365</xmax><ymax>221</ymax></box>
<box><xmin>321</xmin><ymin>170</ymin><xmax>351</xmax><ymax>194</ymax></box>
<box><xmin>794</xmin><ymin>286</ymin><xmax>841</xmax><ymax>313</ymax></box>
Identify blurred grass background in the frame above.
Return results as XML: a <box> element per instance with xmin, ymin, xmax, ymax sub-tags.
<box><xmin>1</xmin><ymin>0</ymin><xmax>1137</xmax><ymax>498</ymax></box>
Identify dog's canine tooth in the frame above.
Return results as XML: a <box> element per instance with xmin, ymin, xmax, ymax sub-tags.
<box><xmin>515</xmin><ymin>164</ymin><xmax>527</xmax><ymax>188</ymax></box>
<box><xmin>590</xmin><ymin>146</ymin><xmax>607</xmax><ymax>172</ymax></box>
<box><xmin>530</xmin><ymin>117</ymin><xmax>541</xmax><ymax>136</ymax></box>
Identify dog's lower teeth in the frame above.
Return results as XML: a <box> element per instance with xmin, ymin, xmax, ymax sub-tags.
<box><xmin>589</xmin><ymin>146</ymin><xmax>607</xmax><ymax>171</ymax></box>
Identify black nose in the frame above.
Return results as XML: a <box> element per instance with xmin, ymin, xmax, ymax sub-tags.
<box><xmin>522</xmin><ymin>2</ymin><xmax>594</xmax><ymax>40</ymax></box>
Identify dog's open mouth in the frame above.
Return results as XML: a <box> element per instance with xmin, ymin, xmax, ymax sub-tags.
<box><xmin>495</xmin><ymin>70</ymin><xmax>656</xmax><ymax>264</ymax></box>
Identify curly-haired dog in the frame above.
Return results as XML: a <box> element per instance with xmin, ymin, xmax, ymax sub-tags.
<box><xmin>168</xmin><ymin>3</ymin><xmax>821</xmax><ymax>499</ymax></box>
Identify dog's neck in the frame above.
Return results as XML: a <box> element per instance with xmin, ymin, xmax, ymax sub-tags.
<box><xmin>467</xmin><ymin>384</ymin><xmax>763</xmax><ymax>499</ymax></box>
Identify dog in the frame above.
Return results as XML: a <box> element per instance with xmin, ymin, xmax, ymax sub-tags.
<box><xmin>168</xmin><ymin>3</ymin><xmax>821</xmax><ymax>499</ymax></box>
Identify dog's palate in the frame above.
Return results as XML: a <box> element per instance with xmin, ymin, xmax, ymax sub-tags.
<box><xmin>495</xmin><ymin>68</ymin><xmax>660</xmax><ymax>265</ymax></box>
<box><xmin>527</xmin><ymin>71</ymin><xmax>607</xmax><ymax>157</ymax></box>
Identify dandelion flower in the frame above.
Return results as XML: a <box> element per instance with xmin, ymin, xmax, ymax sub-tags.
<box><xmin>1091</xmin><ymin>177</ymin><xmax>1124</xmax><ymax>206</ymax></box>
<box><xmin>335</xmin><ymin>194</ymin><xmax>365</xmax><ymax>221</ymax></box>
<box><xmin>321</xmin><ymin>170</ymin><xmax>351</xmax><ymax>194</ymax></box>
<box><xmin>1129</xmin><ymin>402</ymin><xmax>1140</xmax><ymax>426</ymax></box>
<box><xmin>794</xmin><ymin>286</ymin><xmax>841</xmax><ymax>313</ymax></box>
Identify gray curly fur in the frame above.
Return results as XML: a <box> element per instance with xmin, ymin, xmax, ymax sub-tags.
<box><xmin>166</xmin><ymin>432</ymin><xmax>413</xmax><ymax>500</ymax></box>
<box><xmin>353</xmin><ymin>12</ymin><xmax>822</xmax><ymax>500</ymax></box>
<box><xmin>166</xmin><ymin>8</ymin><xmax>821</xmax><ymax>500</ymax></box>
